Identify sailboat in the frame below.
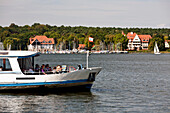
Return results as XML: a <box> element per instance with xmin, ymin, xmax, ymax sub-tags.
<box><xmin>154</xmin><ymin>42</ymin><xmax>161</xmax><ymax>54</ymax></box>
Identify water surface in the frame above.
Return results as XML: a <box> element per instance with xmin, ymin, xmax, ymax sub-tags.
<box><xmin>0</xmin><ymin>54</ymin><xmax>170</xmax><ymax>112</ymax></box>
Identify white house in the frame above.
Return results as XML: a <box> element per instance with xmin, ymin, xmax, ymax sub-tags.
<box><xmin>127</xmin><ymin>32</ymin><xmax>152</xmax><ymax>51</ymax></box>
<box><xmin>28</xmin><ymin>36</ymin><xmax>55</xmax><ymax>52</ymax></box>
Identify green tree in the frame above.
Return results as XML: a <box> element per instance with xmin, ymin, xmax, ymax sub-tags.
<box><xmin>0</xmin><ymin>23</ymin><xmax>169</xmax><ymax>51</ymax></box>
<box><xmin>3</xmin><ymin>37</ymin><xmax>14</xmax><ymax>50</ymax></box>
<box><xmin>0</xmin><ymin>30</ymin><xmax>10</xmax><ymax>42</ymax></box>
<box><xmin>113</xmin><ymin>33</ymin><xmax>128</xmax><ymax>50</ymax></box>
<box><xmin>149</xmin><ymin>34</ymin><xmax>165</xmax><ymax>51</ymax></box>
<box><xmin>105</xmin><ymin>34</ymin><xmax>114</xmax><ymax>50</ymax></box>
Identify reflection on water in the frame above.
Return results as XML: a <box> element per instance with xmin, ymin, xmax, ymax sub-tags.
<box><xmin>0</xmin><ymin>54</ymin><xmax>170</xmax><ymax>112</ymax></box>
<box><xmin>0</xmin><ymin>92</ymin><xmax>94</xmax><ymax>112</ymax></box>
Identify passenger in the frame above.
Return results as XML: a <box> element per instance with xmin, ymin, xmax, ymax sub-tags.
<box><xmin>45</xmin><ymin>66</ymin><xmax>53</xmax><ymax>74</ymax></box>
<box><xmin>41</xmin><ymin>64</ymin><xmax>46</xmax><ymax>75</ymax></box>
<box><xmin>41</xmin><ymin>64</ymin><xmax>45</xmax><ymax>70</ymax></box>
<box><xmin>0</xmin><ymin>66</ymin><xmax>3</xmax><ymax>71</ymax></box>
<box><xmin>35</xmin><ymin>64</ymin><xmax>40</xmax><ymax>72</ymax></box>
<box><xmin>77</xmin><ymin>64</ymin><xmax>83</xmax><ymax>70</ymax></box>
<box><xmin>49</xmin><ymin>67</ymin><xmax>52</xmax><ymax>71</ymax></box>
<box><xmin>28</xmin><ymin>67</ymin><xmax>34</xmax><ymax>74</ymax></box>
<box><xmin>52</xmin><ymin>67</ymin><xmax>56</xmax><ymax>73</ymax></box>
<box><xmin>44</xmin><ymin>64</ymin><xmax>50</xmax><ymax>72</ymax></box>
<box><xmin>56</xmin><ymin>65</ymin><xmax>62</xmax><ymax>74</ymax></box>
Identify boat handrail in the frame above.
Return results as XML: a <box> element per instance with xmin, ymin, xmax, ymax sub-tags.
<box><xmin>23</xmin><ymin>70</ymin><xmax>54</xmax><ymax>75</ymax></box>
<box><xmin>23</xmin><ymin>70</ymin><xmax>69</xmax><ymax>75</ymax></box>
<box><xmin>23</xmin><ymin>66</ymin><xmax>79</xmax><ymax>75</ymax></box>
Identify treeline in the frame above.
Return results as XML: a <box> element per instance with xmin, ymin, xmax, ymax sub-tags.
<box><xmin>0</xmin><ymin>23</ymin><xmax>169</xmax><ymax>50</ymax></box>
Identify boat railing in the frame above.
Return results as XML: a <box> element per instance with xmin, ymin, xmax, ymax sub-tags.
<box><xmin>24</xmin><ymin>70</ymin><xmax>44</xmax><ymax>75</ymax></box>
<box><xmin>23</xmin><ymin>70</ymin><xmax>62</xmax><ymax>75</ymax></box>
<box><xmin>23</xmin><ymin>66</ymin><xmax>77</xmax><ymax>75</ymax></box>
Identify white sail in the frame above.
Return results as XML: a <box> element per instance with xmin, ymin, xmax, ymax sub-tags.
<box><xmin>154</xmin><ymin>42</ymin><xmax>161</xmax><ymax>54</ymax></box>
<box><xmin>156</xmin><ymin>43</ymin><xmax>159</xmax><ymax>53</ymax></box>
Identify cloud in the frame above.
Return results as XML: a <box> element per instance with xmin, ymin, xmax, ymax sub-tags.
<box><xmin>157</xmin><ymin>24</ymin><xmax>166</xmax><ymax>27</ymax></box>
<box><xmin>157</xmin><ymin>24</ymin><xmax>170</xmax><ymax>28</ymax></box>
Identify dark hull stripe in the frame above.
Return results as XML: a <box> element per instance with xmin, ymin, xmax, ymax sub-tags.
<box><xmin>0</xmin><ymin>79</ymin><xmax>88</xmax><ymax>87</ymax></box>
<box><xmin>16</xmin><ymin>77</ymin><xmax>35</xmax><ymax>80</ymax></box>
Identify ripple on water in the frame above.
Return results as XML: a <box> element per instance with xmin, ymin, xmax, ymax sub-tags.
<box><xmin>0</xmin><ymin>54</ymin><xmax>170</xmax><ymax>112</ymax></box>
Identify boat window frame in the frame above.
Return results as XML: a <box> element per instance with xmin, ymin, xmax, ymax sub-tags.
<box><xmin>17</xmin><ymin>57</ymin><xmax>34</xmax><ymax>73</ymax></box>
<box><xmin>0</xmin><ymin>58</ymin><xmax>12</xmax><ymax>71</ymax></box>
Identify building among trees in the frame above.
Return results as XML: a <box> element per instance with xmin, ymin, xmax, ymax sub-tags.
<box><xmin>28</xmin><ymin>36</ymin><xmax>55</xmax><ymax>52</ymax></box>
<box><xmin>165</xmin><ymin>40</ymin><xmax>170</xmax><ymax>49</ymax></box>
<box><xmin>78</xmin><ymin>44</ymin><xmax>86</xmax><ymax>50</ymax></box>
<box><xmin>127</xmin><ymin>32</ymin><xmax>152</xmax><ymax>51</ymax></box>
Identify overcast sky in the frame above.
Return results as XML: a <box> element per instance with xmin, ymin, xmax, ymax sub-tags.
<box><xmin>0</xmin><ymin>0</ymin><xmax>170</xmax><ymax>28</ymax></box>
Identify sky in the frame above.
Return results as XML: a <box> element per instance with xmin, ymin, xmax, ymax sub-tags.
<box><xmin>0</xmin><ymin>0</ymin><xmax>170</xmax><ymax>28</ymax></box>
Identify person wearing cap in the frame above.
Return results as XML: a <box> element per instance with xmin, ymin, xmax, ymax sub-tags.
<box><xmin>56</xmin><ymin>65</ymin><xmax>62</xmax><ymax>74</ymax></box>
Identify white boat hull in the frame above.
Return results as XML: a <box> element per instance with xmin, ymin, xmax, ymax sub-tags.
<box><xmin>0</xmin><ymin>67</ymin><xmax>102</xmax><ymax>91</ymax></box>
<box><xmin>154</xmin><ymin>53</ymin><xmax>161</xmax><ymax>55</ymax></box>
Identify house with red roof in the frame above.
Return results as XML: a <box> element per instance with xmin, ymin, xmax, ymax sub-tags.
<box><xmin>28</xmin><ymin>36</ymin><xmax>55</xmax><ymax>52</ymax></box>
<box><xmin>78</xmin><ymin>44</ymin><xmax>86</xmax><ymax>50</ymax></box>
<box><xmin>138</xmin><ymin>35</ymin><xmax>152</xmax><ymax>50</ymax></box>
<box><xmin>127</xmin><ymin>32</ymin><xmax>152</xmax><ymax>50</ymax></box>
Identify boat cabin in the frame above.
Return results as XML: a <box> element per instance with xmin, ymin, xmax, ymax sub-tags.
<box><xmin>0</xmin><ymin>51</ymin><xmax>77</xmax><ymax>75</ymax></box>
<box><xmin>0</xmin><ymin>51</ymin><xmax>39</xmax><ymax>74</ymax></box>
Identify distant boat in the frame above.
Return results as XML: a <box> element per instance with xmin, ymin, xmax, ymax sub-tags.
<box><xmin>154</xmin><ymin>42</ymin><xmax>161</xmax><ymax>55</ymax></box>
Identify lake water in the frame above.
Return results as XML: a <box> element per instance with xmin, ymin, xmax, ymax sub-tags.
<box><xmin>0</xmin><ymin>54</ymin><xmax>170</xmax><ymax>112</ymax></box>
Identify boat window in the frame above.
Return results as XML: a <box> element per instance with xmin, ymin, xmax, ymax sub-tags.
<box><xmin>0</xmin><ymin>59</ymin><xmax>12</xmax><ymax>71</ymax></box>
<box><xmin>18</xmin><ymin>58</ymin><xmax>32</xmax><ymax>72</ymax></box>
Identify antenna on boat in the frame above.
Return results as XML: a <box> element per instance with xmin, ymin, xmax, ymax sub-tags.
<box><xmin>86</xmin><ymin>50</ymin><xmax>89</xmax><ymax>69</ymax></box>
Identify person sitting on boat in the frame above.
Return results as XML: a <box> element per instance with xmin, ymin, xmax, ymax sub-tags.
<box><xmin>52</xmin><ymin>67</ymin><xmax>56</xmax><ymax>73</ymax></box>
<box><xmin>77</xmin><ymin>64</ymin><xmax>83</xmax><ymax>70</ymax></box>
<box><xmin>56</xmin><ymin>65</ymin><xmax>62</xmax><ymax>74</ymax></box>
<box><xmin>46</xmin><ymin>66</ymin><xmax>53</xmax><ymax>74</ymax></box>
<box><xmin>41</xmin><ymin>64</ymin><xmax>45</xmax><ymax>68</ymax></box>
<box><xmin>40</xmin><ymin>64</ymin><xmax>45</xmax><ymax>71</ymax></box>
<box><xmin>49</xmin><ymin>67</ymin><xmax>52</xmax><ymax>71</ymax></box>
<box><xmin>0</xmin><ymin>66</ymin><xmax>3</xmax><ymax>71</ymax></box>
<box><xmin>28</xmin><ymin>66</ymin><xmax>34</xmax><ymax>74</ymax></box>
<box><xmin>34</xmin><ymin>64</ymin><xmax>40</xmax><ymax>72</ymax></box>
<box><xmin>44</xmin><ymin>64</ymin><xmax>50</xmax><ymax>72</ymax></box>
<box><xmin>40</xmin><ymin>64</ymin><xmax>46</xmax><ymax>75</ymax></box>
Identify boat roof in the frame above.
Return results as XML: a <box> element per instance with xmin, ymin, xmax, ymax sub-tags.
<box><xmin>0</xmin><ymin>51</ymin><xmax>40</xmax><ymax>58</ymax></box>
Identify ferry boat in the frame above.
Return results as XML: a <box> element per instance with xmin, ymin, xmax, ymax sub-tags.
<box><xmin>0</xmin><ymin>51</ymin><xmax>102</xmax><ymax>92</ymax></box>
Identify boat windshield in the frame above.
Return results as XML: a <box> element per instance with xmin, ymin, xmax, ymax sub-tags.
<box><xmin>17</xmin><ymin>57</ymin><xmax>33</xmax><ymax>73</ymax></box>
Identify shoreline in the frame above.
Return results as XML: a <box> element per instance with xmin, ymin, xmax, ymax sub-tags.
<box><xmin>40</xmin><ymin>51</ymin><xmax>170</xmax><ymax>55</ymax></box>
<box><xmin>129</xmin><ymin>50</ymin><xmax>170</xmax><ymax>54</ymax></box>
